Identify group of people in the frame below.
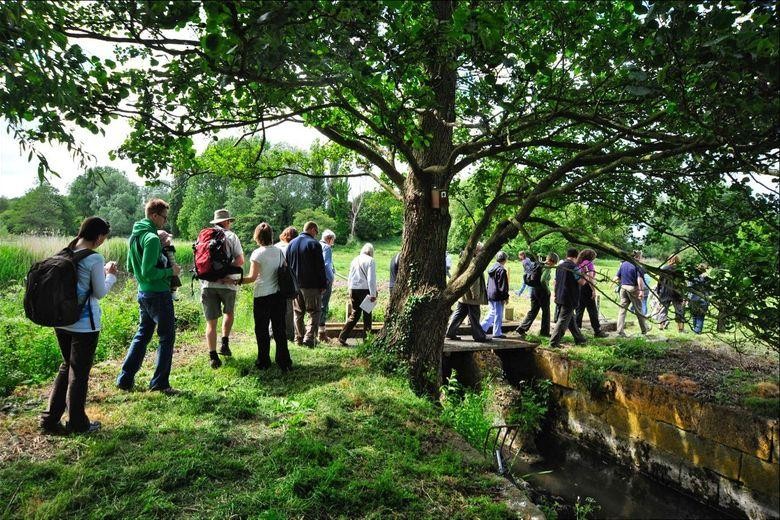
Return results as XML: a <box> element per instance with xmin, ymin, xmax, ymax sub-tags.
<box><xmin>445</xmin><ymin>246</ymin><xmax>710</xmax><ymax>348</ymax></box>
<box><xmin>38</xmin><ymin>199</ymin><xmax>382</xmax><ymax>435</ymax></box>
<box><xmin>37</xmin><ymin>198</ymin><xmax>709</xmax><ymax>435</ymax></box>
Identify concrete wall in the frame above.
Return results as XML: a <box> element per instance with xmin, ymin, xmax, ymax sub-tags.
<box><xmin>528</xmin><ymin>348</ymin><xmax>779</xmax><ymax>520</ymax></box>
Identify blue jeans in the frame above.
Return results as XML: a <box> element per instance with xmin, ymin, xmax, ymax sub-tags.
<box><xmin>692</xmin><ymin>315</ymin><xmax>705</xmax><ymax>334</ymax></box>
<box><xmin>515</xmin><ymin>281</ymin><xmax>532</xmax><ymax>297</ymax></box>
<box><xmin>481</xmin><ymin>300</ymin><xmax>505</xmax><ymax>336</ymax></box>
<box><xmin>117</xmin><ymin>291</ymin><xmax>176</xmax><ymax>390</ymax></box>
<box><xmin>319</xmin><ymin>280</ymin><xmax>333</xmax><ymax>327</ymax></box>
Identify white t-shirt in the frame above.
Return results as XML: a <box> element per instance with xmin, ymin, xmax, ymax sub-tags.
<box><xmin>250</xmin><ymin>245</ymin><xmax>284</xmax><ymax>298</ymax></box>
<box><xmin>201</xmin><ymin>227</ymin><xmax>244</xmax><ymax>291</ymax></box>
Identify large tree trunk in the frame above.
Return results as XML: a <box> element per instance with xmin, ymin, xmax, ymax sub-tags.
<box><xmin>380</xmin><ymin>173</ymin><xmax>452</xmax><ymax>395</ymax></box>
<box><xmin>377</xmin><ymin>0</ymin><xmax>457</xmax><ymax>396</ymax></box>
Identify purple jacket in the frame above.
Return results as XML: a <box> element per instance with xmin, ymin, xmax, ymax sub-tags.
<box><xmin>486</xmin><ymin>263</ymin><xmax>509</xmax><ymax>301</ymax></box>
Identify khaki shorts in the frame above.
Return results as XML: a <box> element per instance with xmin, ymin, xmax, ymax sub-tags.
<box><xmin>201</xmin><ymin>288</ymin><xmax>237</xmax><ymax>320</ymax></box>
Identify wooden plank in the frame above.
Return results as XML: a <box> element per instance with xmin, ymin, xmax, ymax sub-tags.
<box><xmin>443</xmin><ymin>337</ymin><xmax>537</xmax><ymax>353</ymax></box>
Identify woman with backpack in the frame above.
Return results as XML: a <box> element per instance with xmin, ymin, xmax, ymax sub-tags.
<box><xmin>236</xmin><ymin>222</ymin><xmax>292</xmax><ymax>371</ymax></box>
<box><xmin>481</xmin><ymin>251</ymin><xmax>510</xmax><ymax>338</ymax></box>
<box><xmin>575</xmin><ymin>249</ymin><xmax>608</xmax><ymax>338</ymax></box>
<box><xmin>39</xmin><ymin>217</ymin><xmax>118</xmax><ymax>435</ymax></box>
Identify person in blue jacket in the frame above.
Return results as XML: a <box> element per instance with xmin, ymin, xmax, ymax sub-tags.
<box><xmin>285</xmin><ymin>221</ymin><xmax>328</xmax><ymax>347</ymax></box>
<box><xmin>318</xmin><ymin>229</ymin><xmax>337</xmax><ymax>341</ymax></box>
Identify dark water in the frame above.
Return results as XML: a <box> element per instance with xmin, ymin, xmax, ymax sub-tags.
<box><xmin>509</xmin><ymin>434</ymin><xmax>736</xmax><ymax>519</ymax></box>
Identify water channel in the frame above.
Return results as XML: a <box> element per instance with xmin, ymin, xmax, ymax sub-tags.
<box><xmin>509</xmin><ymin>433</ymin><xmax>737</xmax><ymax>519</ymax></box>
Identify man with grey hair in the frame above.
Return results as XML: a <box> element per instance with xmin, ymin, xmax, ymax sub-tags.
<box><xmin>338</xmin><ymin>243</ymin><xmax>377</xmax><ymax>345</ymax></box>
<box><xmin>285</xmin><ymin>221</ymin><xmax>327</xmax><ymax>347</ymax></box>
<box><xmin>481</xmin><ymin>251</ymin><xmax>510</xmax><ymax>338</ymax></box>
<box><xmin>318</xmin><ymin>229</ymin><xmax>337</xmax><ymax>341</ymax></box>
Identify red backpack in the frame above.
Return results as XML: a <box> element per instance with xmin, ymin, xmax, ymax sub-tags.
<box><xmin>192</xmin><ymin>227</ymin><xmax>234</xmax><ymax>281</ymax></box>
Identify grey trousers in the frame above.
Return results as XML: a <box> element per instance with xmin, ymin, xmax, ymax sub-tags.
<box><xmin>293</xmin><ymin>288</ymin><xmax>322</xmax><ymax>344</ymax></box>
<box><xmin>550</xmin><ymin>304</ymin><xmax>586</xmax><ymax>347</ymax></box>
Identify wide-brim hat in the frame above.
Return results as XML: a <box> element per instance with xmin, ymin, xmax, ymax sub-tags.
<box><xmin>210</xmin><ymin>209</ymin><xmax>235</xmax><ymax>224</ymax></box>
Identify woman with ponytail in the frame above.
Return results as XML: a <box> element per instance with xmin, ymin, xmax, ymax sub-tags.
<box><xmin>40</xmin><ymin>217</ymin><xmax>118</xmax><ymax>435</ymax></box>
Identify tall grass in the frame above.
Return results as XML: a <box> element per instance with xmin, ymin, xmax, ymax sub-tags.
<box><xmin>0</xmin><ymin>280</ymin><xmax>204</xmax><ymax>396</ymax></box>
<box><xmin>0</xmin><ymin>235</ymin><xmax>194</xmax><ymax>286</ymax></box>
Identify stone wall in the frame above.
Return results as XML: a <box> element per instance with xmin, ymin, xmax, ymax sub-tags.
<box><xmin>529</xmin><ymin>348</ymin><xmax>779</xmax><ymax>520</ymax></box>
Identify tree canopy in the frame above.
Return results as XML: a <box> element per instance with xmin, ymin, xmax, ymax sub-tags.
<box><xmin>2</xmin><ymin>0</ymin><xmax>777</xmax><ymax>392</ymax></box>
<box><xmin>68</xmin><ymin>166</ymin><xmax>143</xmax><ymax>236</ymax></box>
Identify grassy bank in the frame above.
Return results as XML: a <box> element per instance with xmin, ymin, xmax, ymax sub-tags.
<box><xmin>0</xmin><ymin>336</ymin><xmax>513</xmax><ymax>519</ymax></box>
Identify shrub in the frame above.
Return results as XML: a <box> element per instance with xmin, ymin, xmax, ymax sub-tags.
<box><xmin>570</xmin><ymin>365</ymin><xmax>607</xmax><ymax>395</ymax></box>
<box><xmin>508</xmin><ymin>379</ymin><xmax>552</xmax><ymax>434</ymax></box>
<box><xmin>439</xmin><ymin>372</ymin><xmax>493</xmax><ymax>449</ymax></box>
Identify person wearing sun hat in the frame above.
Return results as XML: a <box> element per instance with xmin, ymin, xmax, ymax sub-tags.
<box><xmin>201</xmin><ymin>209</ymin><xmax>245</xmax><ymax>368</ymax></box>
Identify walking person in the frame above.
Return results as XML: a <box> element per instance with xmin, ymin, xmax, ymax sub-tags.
<box><xmin>318</xmin><ymin>229</ymin><xmax>337</xmax><ymax>342</ymax></box>
<box><xmin>275</xmin><ymin>226</ymin><xmax>299</xmax><ymax>341</ymax></box>
<box><xmin>481</xmin><ymin>251</ymin><xmax>510</xmax><ymax>338</ymax></box>
<box><xmin>688</xmin><ymin>264</ymin><xmax>710</xmax><ymax>334</ymax></box>
<box><xmin>389</xmin><ymin>252</ymin><xmax>400</xmax><ymax>295</ymax></box>
<box><xmin>613</xmin><ymin>250</ymin><xmax>651</xmax><ymax>337</ymax></box>
<box><xmin>338</xmin><ymin>243</ymin><xmax>378</xmax><ymax>346</ymax></box>
<box><xmin>236</xmin><ymin>223</ymin><xmax>292</xmax><ymax>371</ymax></box>
<box><xmin>515</xmin><ymin>251</ymin><xmax>534</xmax><ymax>297</ymax></box>
<box><xmin>200</xmin><ymin>209</ymin><xmax>244</xmax><ymax>369</ymax></box>
<box><xmin>657</xmin><ymin>254</ymin><xmax>685</xmax><ymax>332</ymax></box>
<box><xmin>285</xmin><ymin>221</ymin><xmax>328</xmax><ymax>347</ymax></box>
<box><xmin>575</xmin><ymin>249</ymin><xmax>608</xmax><ymax>338</ymax></box>
<box><xmin>445</xmin><ymin>244</ymin><xmax>489</xmax><ymax>342</ymax></box>
<box><xmin>40</xmin><ymin>217</ymin><xmax>118</xmax><ymax>435</ymax></box>
<box><xmin>515</xmin><ymin>252</ymin><xmax>557</xmax><ymax>338</ymax></box>
<box><xmin>549</xmin><ymin>248</ymin><xmax>588</xmax><ymax>348</ymax></box>
<box><xmin>117</xmin><ymin>199</ymin><xmax>181</xmax><ymax>394</ymax></box>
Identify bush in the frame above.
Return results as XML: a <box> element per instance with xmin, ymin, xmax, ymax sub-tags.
<box><xmin>570</xmin><ymin>365</ymin><xmax>607</xmax><ymax>395</ymax></box>
<box><xmin>293</xmin><ymin>207</ymin><xmax>337</xmax><ymax>235</ymax></box>
<box><xmin>508</xmin><ymin>379</ymin><xmax>552</xmax><ymax>434</ymax></box>
<box><xmin>439</xmin><ymin>373</ymin><xmax>493</xmax><ymax>449</ymax></box>
<box><xmin>354</xmin><ymin>191</ymin><xmax>403</xmax><ymax>241</ymax></box>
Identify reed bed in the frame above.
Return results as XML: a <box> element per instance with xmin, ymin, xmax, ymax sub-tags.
<box><xmin>0</xmin><ymin>236</ymin><xmax>194</xmax><ymax>286</ymax></box>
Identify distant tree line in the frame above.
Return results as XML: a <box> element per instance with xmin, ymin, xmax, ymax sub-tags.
<box><xmin>0</xmin><ymin>140</ymin><xmax>404</xmax><ymax>245</ymax></box>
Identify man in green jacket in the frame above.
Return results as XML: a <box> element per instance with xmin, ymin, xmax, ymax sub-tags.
<box><xmin>116</xmin><ymin>199</ymin><xmax>181</xmax><ymax>393</ymax></box>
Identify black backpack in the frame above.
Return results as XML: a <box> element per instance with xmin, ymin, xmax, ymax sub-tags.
<box><xmin>524</xmin><ymin>261</ymin><xmax>544</xmax><ymax>288</ymax></box>
<box><xmin>24</xmin><ymin>248</ymin><xmax>96</xmax><ymax>328</ymax></box>
<box><xmin>276</xmin><ymin>249</ymin><xmax>300</xmax><ymax>299</ymax></box>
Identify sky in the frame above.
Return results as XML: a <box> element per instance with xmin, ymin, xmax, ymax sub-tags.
<box><xmin>0</xmin><ymin>28</ymin><xmax>378</xmax><ymax>200</ymax></box>
<box><xmin>0</xmin><ymin>119</ymin><xmax>332</xmax><ymax>199</ymax></box>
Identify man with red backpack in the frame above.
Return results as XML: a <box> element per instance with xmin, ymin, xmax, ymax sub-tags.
<box><xmin>116</xmin><ymin>199</ymin><xmax>181</xmax><ymax>394</ymax></box>
<box><xmin>195</xmin><ymin>209</ymin><xmax>245</xmax><ymax>368</ymax></box>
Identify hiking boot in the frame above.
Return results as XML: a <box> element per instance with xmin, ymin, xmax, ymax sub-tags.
<box><xmin>209</xmin><ymin>351</ymin><xmax>222</xmax><ymax>369</ymax></box>
<box><xmin>67</xmin><ymin>420</ymin><xmax>101</xmax><ymax>434</ymax></box>
<box><xmin>594</xmin><ymin>331</ymin><xmax>609</xmax><ymax>338</ymax></box>
<box><xmin>303</xmin><ymin>339</ymin><xmax>316</xmax><ymax>348</ymax></box>
<box><xmin>445</xmin><ymin>335</ymin><xmax>461</xmax><ymax>341</ymax></box>
<box><xmin>219</xmin><ymin>337</ymin><xmax>232</xmax><ymax>356</ymax></box>
<box><xmin>493</xmin><ymin>334</ymin><xmax>507</xmax><ymax>339</ymax></box>
<box><xmin>295</xmin><ymin>337</ymin><xmax>304</xmax><ymax>346</ymax></box>
<box><xmin>337</xmin><ymin>337</ymin><xmax>348</xmax><ymax>347</ymax></box>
